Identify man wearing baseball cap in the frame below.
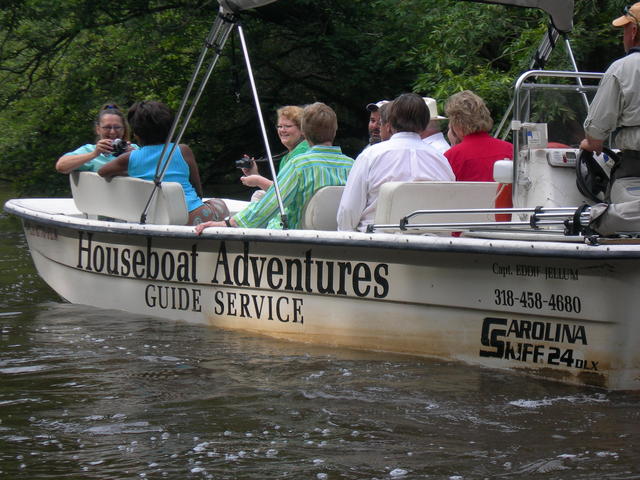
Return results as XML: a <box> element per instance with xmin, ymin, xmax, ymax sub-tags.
<box><xmin>365</xmin><ymin>100</ymin><xmax>389</xmax><ymax>147</ymax></box>
<box><xmin>581</xmin><ymin>2</ymin><xmax>640</xmax><ymax>202</ymax></box>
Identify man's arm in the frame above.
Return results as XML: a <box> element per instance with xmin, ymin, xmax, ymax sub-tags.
<box><xmin>582</xmin><ymin>70</ymin><xmax>622</xmax><ymax>153</ymax></box>
<box><xmin>579</xmin><ymin>136</ymin><xmax>605</xmax><ymax>153</ymax></box>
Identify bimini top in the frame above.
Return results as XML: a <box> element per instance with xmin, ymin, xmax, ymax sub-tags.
<box><xmin>218</xmin><ymin>0</ymin><xmax>573</xmax><ymax>33</ymax></box>
<box><xmin>458</xmin><ymin>0</ymin><xmax>574</xmax><ymax>33</ymax></box>
<box><xmin>218</xmin><ymin>0</ymin><xmax>278</xmax><ymax>14</ymax></box>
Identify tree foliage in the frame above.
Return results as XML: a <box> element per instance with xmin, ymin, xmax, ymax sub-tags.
<box><xmin>0</xmin><ymin>0</ymin><xmax>629</xmax><ymax>196</ymax></box>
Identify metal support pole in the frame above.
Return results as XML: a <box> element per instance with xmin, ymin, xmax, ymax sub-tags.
<box><xmin>140</xmin><ymin>8</ymin><xmax>237</xmax><ymax>223</ymax></box>
<box><xmin>237</xmin><ymin>23</ymin><xmax>288</xmax><ymax>229</ymax></box>
<box><xmin>494</xmin><ymin>25</ymin><xmax>559</xmax><ymax>140</ymax></box>
<box><xmin>156</xmin><ymin>10</ymin><xmax>236</xmax><ymax>181</ymax></box>
<box><xmin>563</xmin><ymin>35</ymin><xmax>590</xmax><ymax>111</ymax></box>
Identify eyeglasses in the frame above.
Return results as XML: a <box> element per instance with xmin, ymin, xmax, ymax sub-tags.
<box><xmin>100</xmin><ymin>125</ymin><xmax>124</xmax><ymax>131</ymax></box>
<box><xmin>277</xmin><ymin>124</ymin><xmax>296</xmax><ymax>130</ymax></box>
<box><xmin>624</xmin><ymin>5</ymin><xmax>639</xmax><ymax>24</ymax></box>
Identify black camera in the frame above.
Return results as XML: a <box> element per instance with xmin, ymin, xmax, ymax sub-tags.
<box><xmin>235</xmin><ymin>157</ymin><xmax>254</xmax><ymax>169</ymax></box>
<box><xmin>112</xmin><ymin>138</ymin><xmax>127</xmax><ymax>157</ymax></box>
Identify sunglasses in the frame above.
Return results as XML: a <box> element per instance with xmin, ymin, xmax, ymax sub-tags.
<box><xmin>624</xmin><ymin>4</ymin><xmax>639</xmax><ymax>24</ymax></box>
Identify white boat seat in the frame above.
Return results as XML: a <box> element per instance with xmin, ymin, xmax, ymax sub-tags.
<box><xmin>69</xmin><ymin>171</ymin><xmax>188</xmax><ymax>225</ymax></box>
<box><xmin>300</xmin><ymin>186</ymin><xmax>345</xmax><ymax>230</ymax></box>
<box><xmin>374</xmin><ymin>181</ymin><xmax>501</xmax><ymax>231</ymax></box>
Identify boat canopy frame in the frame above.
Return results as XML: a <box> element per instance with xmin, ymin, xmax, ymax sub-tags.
<box><xmin>459</xmin><ymin>0</ymin><xmax>574</xmax><ymax>33</ymax></box>
<box><xmin>139</xmin><ymin>0</ymin><xmax>289</xmax><ymax>227</ymax></box>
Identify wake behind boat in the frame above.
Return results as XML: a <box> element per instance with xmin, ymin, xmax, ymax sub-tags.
<box><xmin>5</xmin><ymin>0</ymin><xmax>640</xmax><ymax>390</ymax></box>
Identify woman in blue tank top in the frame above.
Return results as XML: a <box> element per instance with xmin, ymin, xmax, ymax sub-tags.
<box><xmin>98</xmin><ymin>101</ymin><xmax>228</xmax><ymax>225</ymax></box>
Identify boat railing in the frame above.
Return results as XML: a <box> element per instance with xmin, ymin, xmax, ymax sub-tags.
<box><xmin>366</xmin><ymin>205</ymin><xmax>591</xmax><ymax>237</ymax></box>
<box><xmin>512</xmin><ymin>70</ymin><xmax>603</xmax><ymax>119</ymax></box>
<box><xmin>510</xmin><ymin>70</ymin><xmax>604</xmax><ymax>197</ymax></box>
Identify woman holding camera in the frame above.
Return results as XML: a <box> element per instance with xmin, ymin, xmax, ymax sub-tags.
<box><xmin>240</xmin><ymin>105</ymin><xmax>310</xmax><ymax>196</ymax></box>
<box><xmin>56</xmin><ymin>103</ymin><xmax>136</xmax><ymax>174</ymax></box>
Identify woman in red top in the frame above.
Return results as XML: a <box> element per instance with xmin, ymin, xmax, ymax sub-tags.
<box><xmin>444</xmin><ymin>90</ymin><xmax>513</xmax><ymax>220</ymax></box>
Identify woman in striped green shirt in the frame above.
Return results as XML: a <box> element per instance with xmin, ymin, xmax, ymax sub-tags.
<box><xmin>195</xmin><ymin>102</ymin><xmax>353</xmax><ymax>232</ymax></box>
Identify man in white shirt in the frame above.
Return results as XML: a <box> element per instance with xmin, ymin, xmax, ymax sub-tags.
<box><xmin>421</xmin><ymin>97</ymin><xmax>450</xmax><ymax>154</ymax></box>
<box><xmin>337</xmin><ymin>93</ymin><xmax>455</xmax><ymax>232</ymax></box>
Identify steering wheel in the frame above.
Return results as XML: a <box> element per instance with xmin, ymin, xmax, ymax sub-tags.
<box><xmin>576</xmin><ymin>147</ymin><xmax>619</xmax><ymax>204</ymax></box>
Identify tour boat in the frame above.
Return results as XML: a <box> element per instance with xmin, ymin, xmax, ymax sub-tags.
<box><xmin>5</xmin><ymin>0</ymin><xmax>640</xmax><ymax>391</ymax></box>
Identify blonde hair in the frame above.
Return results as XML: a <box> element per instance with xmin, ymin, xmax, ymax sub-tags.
<box><xmin>445</xmin><ymin>90</ymin><xmax>493</xmax><ymax>137</ymax></box>
<box><xmin>276</xmin><ymin>105</ymin><xmax>304</xmax><ymax>128</ymax></box>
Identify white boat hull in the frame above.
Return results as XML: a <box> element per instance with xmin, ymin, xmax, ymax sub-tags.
<box><xmin>6</xmin><ymin>198</ymin><xmax>640</xmax><ymax>390</ymax></box>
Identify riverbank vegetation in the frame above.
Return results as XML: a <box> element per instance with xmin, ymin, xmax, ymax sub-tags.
<box><xmin>0</xmin><ymin>0</ymin><xmax>625</xmax><ymax>196</ymax></box>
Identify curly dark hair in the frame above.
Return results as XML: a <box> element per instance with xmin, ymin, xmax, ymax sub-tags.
<box><xmin>127</xmin><ymin>101</ymin><xmax>174</xmax><ymax>145</ymax></box>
